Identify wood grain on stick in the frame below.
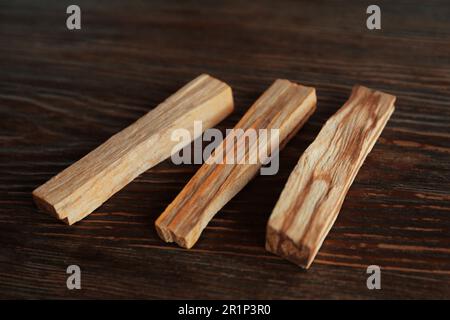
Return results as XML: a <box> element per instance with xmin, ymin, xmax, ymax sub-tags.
<box><xmin>32</xmin><ymin>74</ymin><xmax>234</xmax><ymax>225</ymax></box>
<box><xmin>155</xmin><ymin>79</ymin><xmax>317</xmax><ymax>248</ymax></box>
<box><xmin>266</xmin><ymin>85</ymin><xmax>396</xmax><ymax>269</ymax></box>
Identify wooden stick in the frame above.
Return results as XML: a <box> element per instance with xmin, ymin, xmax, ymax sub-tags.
<box><xmin>33</xmin><ymin>74</ymin><xmax>234</xmax><ymax>225</ymax></box>
<box><xmin>155</xmin><ymin>79</ymin><xmax>317</xmax><ymax>248</ymax></box>
<box><xmin>266</xmin><ymin>85</ymin><xmax>396</xmax><ymax>269</ymax></box>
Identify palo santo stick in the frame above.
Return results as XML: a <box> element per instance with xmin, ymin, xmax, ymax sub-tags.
<box><xmin>156</xmin><ymin>79</ymin><xmax>317</xmax><ymax>248</ymax></box>
<box><xmin>266</xmin><ymin>85</ymin><xmax>396</xmax><ymax>269</ymax></box>
<box><xmin>33</xmin><ymin>74</ymin><xmax>234</xmax><ymax>225</ymax></box>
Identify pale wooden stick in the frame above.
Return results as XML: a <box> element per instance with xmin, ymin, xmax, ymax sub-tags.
<box><xmin>155</xmin><ymin>79</ymin><xmax>317</xmax><ymax>248</ymax></box>
<box><xmin>266</xmin><ymin>85</ymin><xmax>396</xmax><ymax>269</ymax></box>
<box><xmin>33</xmin><ymin>74</ymin><xmax>234</xmax><ymax>225</ymax></box>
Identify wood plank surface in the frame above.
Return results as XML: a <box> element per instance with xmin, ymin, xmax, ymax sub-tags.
<box><xmin>0</xmin><ymin>0</ymin><xmax>449</xmax><ymax>299</ymax></box>
<box><xmin>156</xmin><ymin>79</ymin><xmax>316</xmax><ymax>249</ymax></box>
<box><xmin>267</xmin><ymin>85</ymin><xmax>395</xmax><ymax>268</ymax></box>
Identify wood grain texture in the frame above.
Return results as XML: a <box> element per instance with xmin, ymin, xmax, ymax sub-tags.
<box><xmin>0</xmin><ymin>0</ymin><xmax>449</xmax><ymax>299</ymax></box>
<box><xmin>156</xmin><ymin>79</ymin><xmax>316</xmax><ymax>248</ymax></box>
<box><xmin>32</xmin><ymin>74</ymin><xmax>233</xmax><ymax>225</ymax></box>
<box><xmin>267</xmin><ymin>85</ymin><xmax>395</xmax><ymax>268</ymax></box>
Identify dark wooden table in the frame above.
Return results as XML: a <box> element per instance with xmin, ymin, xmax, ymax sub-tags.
<box><xmin>1</xmin><ymin>0</ymin><xmax>449</xmax><ymax>299</ymax></box>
